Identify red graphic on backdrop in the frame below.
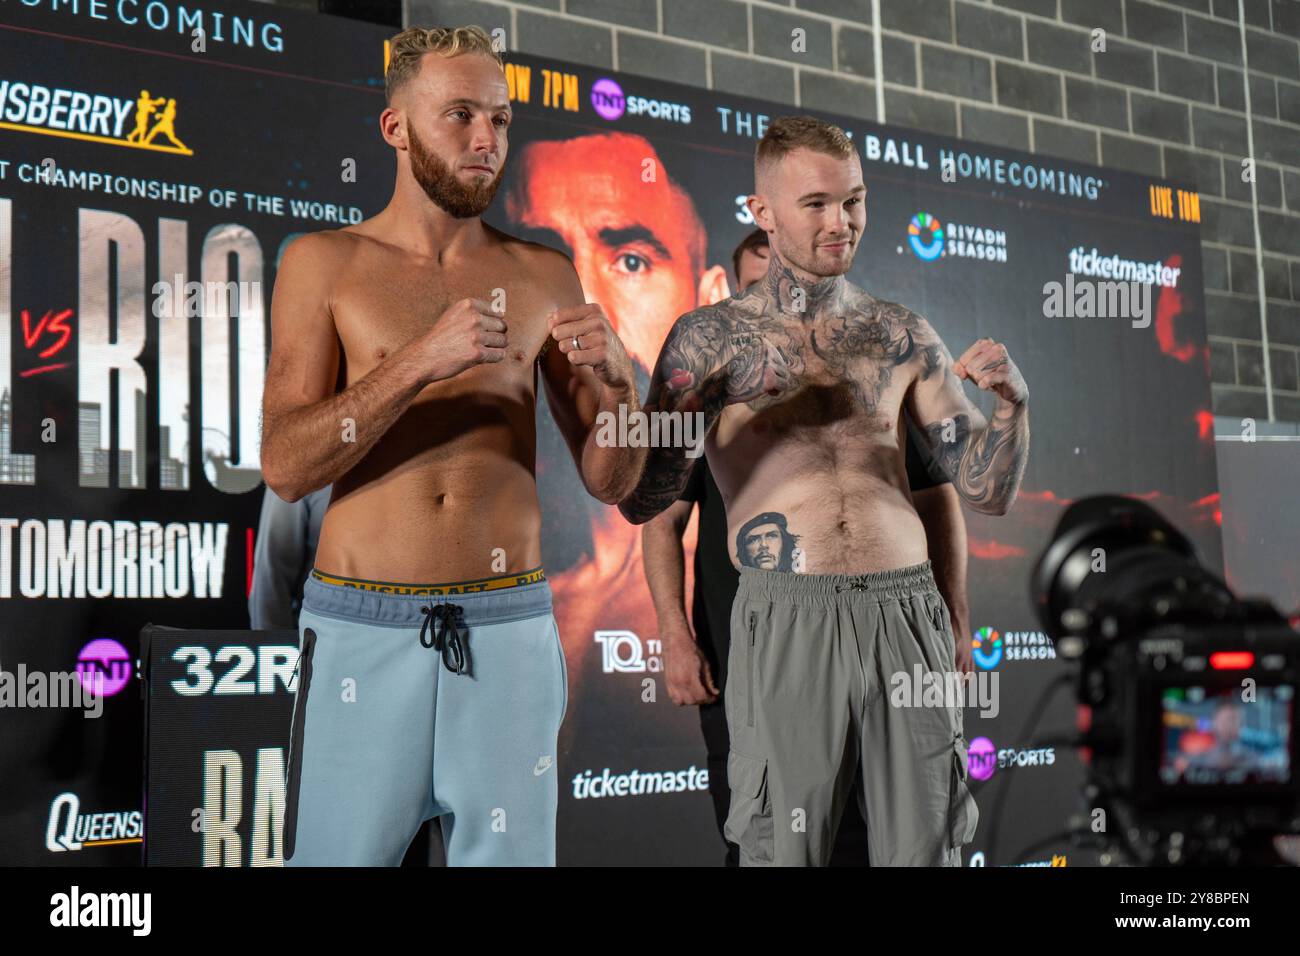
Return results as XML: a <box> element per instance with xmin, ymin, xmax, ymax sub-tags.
<box><xmin>1194</xmin><ymin>409</ymin><xmax>1214</xmax><ymax>442</ymax></box>
<box><xmin>19</xmin><ymin>307</ymin><xmax>73</xmax><ymax>376</ymax></box>
<box><xmin>1155</xmin><ymin>255</ymin><xmax>1197</xmax><ymax>363</ymax></box>
<box><xmin>968</xmin><ymin>537</ymin><xmax>1026</xmax><ymax>560</ymax></box>
<box><xmin>1194</xmin><ymin>492</ymin><xmax>1221</xmax><ymax>527</ymax></box>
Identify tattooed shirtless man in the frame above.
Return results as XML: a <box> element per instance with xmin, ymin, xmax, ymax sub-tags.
<box><xmin>619</xmin><ymin>116</ymin><xmax>1030</xmax><ymax>866</ymax></box>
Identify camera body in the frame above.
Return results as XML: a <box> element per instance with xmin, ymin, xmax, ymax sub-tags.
<box><xmin>1034</xmin><ymin>495</ymin><xmax>1300</xmax><ymax>864</ymax></box>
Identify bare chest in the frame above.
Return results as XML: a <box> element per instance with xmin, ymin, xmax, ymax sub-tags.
<box><xmin>329</xmin><ymin>258</ymin><xmax>557</xmax><ymax>387</ymax></box>
<box><xmin>723</xmin><ymin>313</ymin><xmax>917</xmax><ymax>441</ymax></box>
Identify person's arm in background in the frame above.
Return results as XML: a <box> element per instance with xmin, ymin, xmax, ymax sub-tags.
<box><xmin>906</xmin><ymin>418</ymin><xmax>972</xmax><ymax>674</ymax></box>
<box><xmin>249</xmin><ymin>485</ymin><xmax>311</xmax><ymax>630</ymax></box>
<box><xmin>642</xmin><ymin>466</ymin><xmax>719</xmax><ymax>705</ymax></box>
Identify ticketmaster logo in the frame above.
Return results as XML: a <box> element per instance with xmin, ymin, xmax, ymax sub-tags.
<box><xmin>571</xmin><ymin>765</ymin><xmax>709</xmax><ymax>799</ymax></box>
<box><xmin>1067</xmin><ymin>246</ymin><xmax>1181</xmax><ymax>288</ymax></box>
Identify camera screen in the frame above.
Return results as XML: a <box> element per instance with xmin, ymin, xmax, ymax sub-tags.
<box><xmin>1160</xmin><ymin>686</ymin><xmax>1293</xmax><ymax>787</ymax></box>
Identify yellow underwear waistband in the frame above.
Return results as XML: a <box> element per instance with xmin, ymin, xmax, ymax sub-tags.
<box><xmin>310</xmin><ymin>566</ymin><xmax>545</xmax><ymax>595</ymax></box>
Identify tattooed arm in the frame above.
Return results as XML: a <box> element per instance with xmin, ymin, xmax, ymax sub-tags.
<box><xmin>904</xmin><ymin>318</ymin><xmax>1029</xmax><ymax>516</ymax></box>
<box><xmin>618</xmin><ymin>304</ymin><xmax>788</xmax><ymax>524</ymax></box>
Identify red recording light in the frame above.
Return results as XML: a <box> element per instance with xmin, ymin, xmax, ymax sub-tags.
<box><xmin>1209</xmin><ymin>651</ymin><xmax>1254</xmax><ymax>670</ymax></box>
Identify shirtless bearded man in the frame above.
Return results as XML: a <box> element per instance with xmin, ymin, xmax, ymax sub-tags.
<box><xmin>620</xmin><ymin>116</ymin><xmax>1030</xmax><ymax>866</ymax></box>
<box><xmin>260</xmin><ymin>26</ymin><xmax>643</xmax><ymax>866</ymax></box>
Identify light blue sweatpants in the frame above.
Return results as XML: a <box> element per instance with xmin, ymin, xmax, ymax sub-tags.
<box><xmin>283</xmin><ymin>572</ymin><xmax>567</xmax><ymax>866</ymax></box>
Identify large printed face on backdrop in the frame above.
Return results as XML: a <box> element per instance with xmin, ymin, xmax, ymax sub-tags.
<box><xmin>748</xmin><ymin>147</ymin><xmax>866</xmax><ymax>280</ymax></box>
<box><xmin>505</xmin><ymin>131</ymin><xmax>729</xmax><ymax>375</ymax></box>
<box><xmin>500</xmin><ymin>131</ymin><xmax>733</xmax><ymax>690</ymax></box>
<box><xmin>385</xmin><ymin>52</ymin><xmax>511</xmax><ymax>219</ymax></box>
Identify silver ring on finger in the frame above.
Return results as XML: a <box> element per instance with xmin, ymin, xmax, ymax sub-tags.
<box><xmin>572</xmin><ymin>336</ymin><xmax>581</xmax><ymax>351</ymax></box>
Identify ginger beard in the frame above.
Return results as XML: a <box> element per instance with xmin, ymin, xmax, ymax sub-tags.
<box><xmin>407</xmin><ymin>120</ymin><xmax>504</xmax><ymax>219</ymax></box>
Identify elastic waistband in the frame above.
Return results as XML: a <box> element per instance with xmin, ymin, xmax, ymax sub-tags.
<box><xmin>303</xmin><ymin>567</ymin><xmax>552</xmax><ymax>627</ymax></box>
<box><xmin>309</xmin><ymin>566</ymin><xmax>545</xmax><ymax>595</ymax></box>
<box><xmin>737</xmin><ymin>560</ymin><xmax>938</xmax><ymax>608</ymax></box>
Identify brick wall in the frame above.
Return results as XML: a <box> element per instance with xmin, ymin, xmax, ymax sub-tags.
<box><xmin>261</xmin><ymin>0</ymin><xmax>1300</xmax><ymax>422</ymax></box>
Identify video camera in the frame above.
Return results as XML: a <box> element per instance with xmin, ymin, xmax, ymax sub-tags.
<box><xmin>1032</xmin><ymin>495</ymin><xmax>1300</xmax><ymax>865</ymax></box>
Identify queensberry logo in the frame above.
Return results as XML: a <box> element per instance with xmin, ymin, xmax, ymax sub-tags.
<box><xmin>0</xmin><ymin>79</ymin><xmax>192</xmax><ymax>156</ymax></box>
<box><xmin>46</xmin><ymin>792</ymin><xmax>143</xmax><ymax>852</ymax></box>
<box><xmin>907</xmin><ymin>212</ymin><xmax>944</xmax><ymax>261</ymax></box>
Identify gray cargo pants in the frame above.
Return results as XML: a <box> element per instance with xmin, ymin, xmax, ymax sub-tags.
<box><xmin>723</xmin><ymin>560</ymin><xmax>979</xmax><ymax>866</ymax></box>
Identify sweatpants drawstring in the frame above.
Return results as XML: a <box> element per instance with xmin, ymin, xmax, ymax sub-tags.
<box><xmin>419</xmin><ymin>603</ymin><xmax>467</xmax><ymax>675</ymax></box>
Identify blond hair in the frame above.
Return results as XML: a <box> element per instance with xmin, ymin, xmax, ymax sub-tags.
<box><xmin>385</xmin><ymin>25</ymin><xmax>504</xmax><ymax>104</ymax></box>
<box><xmin>755</xmin><ymin>115</ymin><xmax>854</xmax><ymax>182</ymax></box>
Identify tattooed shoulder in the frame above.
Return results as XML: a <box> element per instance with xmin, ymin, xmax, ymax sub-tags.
<box><xmin>866</xmin><ymin>296</ymin><xmax>950</xmax><ymax>382</ymax></box>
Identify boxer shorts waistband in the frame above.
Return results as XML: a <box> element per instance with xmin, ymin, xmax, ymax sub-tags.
<box><xmin>303</xmin><ymin>566</ymin><xmax>551</xmax><ymax>629</ymax></box>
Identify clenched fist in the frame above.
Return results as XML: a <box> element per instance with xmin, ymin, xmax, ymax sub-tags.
<box><xmin>420</xmin><ymin>297</ymin><xmax>508</xmax><ymax>384</ymax></box>
<box><xmin>952</xmin><ymin>338</ymin><xmax>1028</xmax><ymax>405</ymax></box>
<box><xmin>550</xmin><ymin>304</ymin><xmax>634</xmax><ymax>391</ymax></box>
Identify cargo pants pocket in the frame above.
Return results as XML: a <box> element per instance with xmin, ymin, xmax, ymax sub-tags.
<box><xmin>723</xmin><ymin>750</ymin><xmax>774</xmax><ymax>865</ymax></box>
<box><xmin>948</xmin><ymin>733</ymin><xmax>979</xmax><ymax>852</ymax></box>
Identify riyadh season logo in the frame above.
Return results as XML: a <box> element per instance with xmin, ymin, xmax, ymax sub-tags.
<box><xmin>904</xmin><ymin>211</ymin><xmax>1008</xmax><ymax>264</ymax></box>
<box><xmin>907</xmin><ymin>212</ymin><xmax>944</xmax><ymax>261</ymax></box>
<box><xmin>973</xmin><ymin>627</ymin><xmax>1002</xmax><ymax>669</ymax></box>
<box><xmin>972</xmin><ymin>627</ymin><xmax>1057</xmax><ymax>668</ymax></box>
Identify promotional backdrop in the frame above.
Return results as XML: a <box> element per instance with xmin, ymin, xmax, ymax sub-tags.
<box><xmin>0</xmin><ymin>0</ymin><xmax>1217</xmax><ymax>866</ymax></box>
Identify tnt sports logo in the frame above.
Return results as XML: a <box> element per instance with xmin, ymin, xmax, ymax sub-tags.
<box><xmin>0</xmin><ymin>79</ymin><xmax>191</xmax><ymax>156</ymax></box>
<box><xmin>591</xmin><ymin>77</ymin><xmax>626</xmax><ymax>120</ymax></box>
<box><xmin>594</xmin><ymin>631</ymin><xmax>662</xmax><ymax>673</ymax></box>
<box><xmin>967</xmin><ymin>736</ymin><xmax>997</xmax><ymax>781</ymax></box>
<box><xmin>972</xmin><ymin>627</ymin><xmax>1003</xmax><ymax>670</ymax></box>
<box><xmin>590</xmin><ymin>77</ymin><xmax>691</xmax><ymax>124</ymax></box>
<box><xmin>907</xmin><ymin>212</ymin><xmax>944</xmax><ymax>261</ymax></box>
<box><xmin>46</xmin><ymin>792</ymin><xmax>143</xmax><ymax>852</ymax></box>
<box><xmin>76</xmin><ymin>638</ymin><xmax>132</xmax><ymax>697</ymax></box>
